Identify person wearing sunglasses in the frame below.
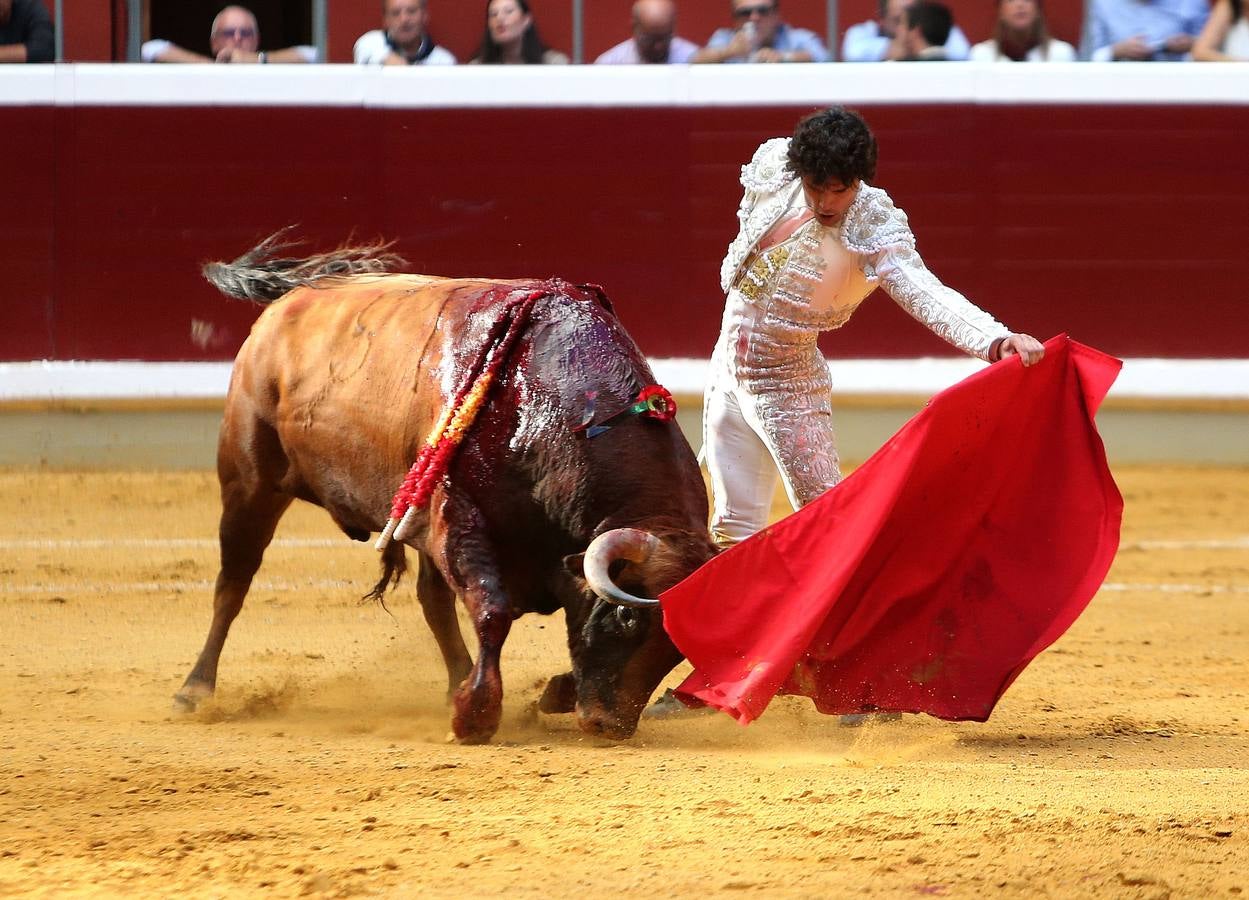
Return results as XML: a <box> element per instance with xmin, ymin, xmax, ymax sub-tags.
<box><xmin>692</xmin><ymin>0</ymin><xmax>829</xmax><ymax>63</ymax></box>
<box><xmin>142</xmin><ymin>5</ymin><xmax>317</xmax><ymax>64</ymax></box>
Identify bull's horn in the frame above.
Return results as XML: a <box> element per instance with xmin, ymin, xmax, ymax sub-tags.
<box><xmin>583</xmin><ymin>528</ymin><xmax>662</xmax><ymax>609</ymax></box>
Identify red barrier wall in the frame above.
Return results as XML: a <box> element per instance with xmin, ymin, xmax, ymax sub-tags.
<box><xmin>3</xmin><ymin>97</ymin><xmax>1245</xmax><ymax>363</ymax></box>
<box><xmin>59</xmin><ymin>0</ymin><xmax>121</xmax><ymax>63</ymax></box>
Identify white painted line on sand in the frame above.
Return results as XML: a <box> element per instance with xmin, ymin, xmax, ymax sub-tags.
<box><xmin>0</xmin><ymin>538</ymin><xmax>346</xmax><ymax>550</ymax></box>
<box><xmin>3</xmin><ymin>537</ymin><xmax>1247</xmax><ymax>552</ymax></box>
<box><xmin>1128</xmin><ymin>537</ymin><xmax>1249</xmax><ymax>550</ymax></box>
<box><xmin>1098</xmin><ymin>583</ymin><xmax>1249</xmax><ymax>594</ymax></box>
<box><xmin>4</xmin><ymin>579</ymin><xmax>357</xmax><ymax>594</ymax></box>
<box><xmin>3</xmin><ymin>580</ymin><xmax>1246</xmax><ymax>596</ymax></box>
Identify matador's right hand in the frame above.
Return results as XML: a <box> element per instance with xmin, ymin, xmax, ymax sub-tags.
<box><xmin>997</xmin><ymin>333</ymin><xmax>1045</xmax><ymax>367</ymax></box>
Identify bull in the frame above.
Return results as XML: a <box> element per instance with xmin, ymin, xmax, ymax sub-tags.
<box><xmin>173</xmin><ymin>234</ymin><xmax>717</xmax><ymax>743</ymax></box>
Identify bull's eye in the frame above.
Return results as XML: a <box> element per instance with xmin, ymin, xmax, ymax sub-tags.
<box><xmin>614</xmin><ymin>606</ymin><xmax>640</xmax><ymax>635</ymax></box>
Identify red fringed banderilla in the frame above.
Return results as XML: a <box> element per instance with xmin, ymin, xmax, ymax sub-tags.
<box><xmin>375</xmin><ymin>288</ymin><xmax>545</xmax><ymax>550</ymax></box>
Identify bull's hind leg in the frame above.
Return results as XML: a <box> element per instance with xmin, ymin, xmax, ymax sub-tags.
<box><xmin>173</xmin><ymin>481</ymin><xmax>291</xmax><ymax>712</ymax></box>
<box><xmin>430</xmin><ymin>497</ymin><xmax>512</xmax><ymax>744</ymax></box>
<box><xmin>414</xmin><ymin>550</ymin><xmax>472</xmax><ymax>701</ymax></box>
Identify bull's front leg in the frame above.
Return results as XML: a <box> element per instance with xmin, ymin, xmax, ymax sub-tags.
<box><xmin>432</xmin><ymin>497</ymin><xmax>512</xmax><ymax>744</ymax></box>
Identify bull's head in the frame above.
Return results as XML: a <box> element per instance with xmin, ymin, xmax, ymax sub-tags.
<box><xmin>564</xmin><ymin>527</ymin><xmax>714</xmax><ymax>739</ymax></box>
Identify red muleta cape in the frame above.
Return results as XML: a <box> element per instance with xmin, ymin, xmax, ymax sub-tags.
<box><xmin>662</xmin><ymin>335</ymin><xmax>1123</xmax><ymax>724</ymax></box>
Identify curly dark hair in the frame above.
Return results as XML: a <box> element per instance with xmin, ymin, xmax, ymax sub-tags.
<box><xmin>786</xmin><ymin>107</ymin><xmax>878</xmax><ymax>186</ymax></box>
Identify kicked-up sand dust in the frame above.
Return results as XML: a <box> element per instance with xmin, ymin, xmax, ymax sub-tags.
<box><xmin>0</xmin><ymin>466</ymin><xmax>1246</xmax><ymax>898</ymax></box>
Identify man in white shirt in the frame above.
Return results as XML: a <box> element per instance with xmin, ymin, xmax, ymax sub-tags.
<box><xmin>354</xmin><ymin>0</ymin><xmax>456</xmax><ymax>65</ymax></box>
<box><xmin>142</xmin><ymin>5</ymin><xmax>317</xmax><ymax>64</ymax></box>
<box><xmin>841</xmin><ymin>0</ymin><xmax>971</xmax><ymax>60</ymax></box>
<box><xmin>595</xmin><ymin>0</ymin><xmax>699</xmax><ymax>64</ymax></box>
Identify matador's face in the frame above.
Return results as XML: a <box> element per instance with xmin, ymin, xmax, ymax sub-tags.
<box><xmin>801</xmin><ymin>177</ymin><xmax>860</xmax><ymax>228</ymax></box>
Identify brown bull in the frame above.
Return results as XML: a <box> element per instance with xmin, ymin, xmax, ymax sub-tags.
<box><xmin>174</xmin><ymin>236</ymin><xmax>717</xmax><ymax>742</ymax></box>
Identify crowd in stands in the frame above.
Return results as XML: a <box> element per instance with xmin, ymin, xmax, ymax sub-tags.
<box><xmin>4</xmin><ymin>0</ymin><xmax>1249</xmax><ymax>65</ymax></box>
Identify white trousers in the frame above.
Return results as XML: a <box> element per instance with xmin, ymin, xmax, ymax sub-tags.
<box><xmin>704</xmin><ymin>379</ymin><xmax>792</xmax><ymax>547</ymax></box>
<box><xmin>703</xmin><ymin>329</ymin><xmax>842</xmax><ymax>545</ymax></box>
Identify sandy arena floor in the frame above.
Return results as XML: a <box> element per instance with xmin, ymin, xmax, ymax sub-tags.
<box><xmin>1</xmin><ymin>466</ymin><xmax>1247</xmax><ymax>898</ymax></box>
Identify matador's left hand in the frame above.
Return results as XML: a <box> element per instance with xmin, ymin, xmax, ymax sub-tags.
<box><xmin>997</xmin><ymin>333</ymin><xmax>1045</xmax><ymax>367</ymax></box>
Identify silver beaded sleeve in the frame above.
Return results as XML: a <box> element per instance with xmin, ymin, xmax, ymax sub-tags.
<box><xmin>844</xmin><ymin>187</ymin><xmax>1010</xmax><ymax>361</ymax></box>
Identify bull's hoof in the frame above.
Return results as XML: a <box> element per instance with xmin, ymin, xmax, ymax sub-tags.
<box><xmin>576</xmin><ymin>716</ymin><xmax>636</xmax><ymax>741</ymax></box>
<box><xmin>451</xmin><ymin>700</ymin><xmax>501</xmax><ymax>744</ymax></box>
<box><xmin>537</xmin><ymin>673</ymin><xmax>577</xmax><ymax>714</ymax></box>
<box><xmin>450</xmin><ymin>712</ymin><xmax>500</xmax><ymax>744</ymax></box>
<box><xmin>172</xmin><ymin>682</ymin><xmax>213</xmax><ymax>715</ymax></box>
<box><xmin>453</xmin><ymin>728</ymin><xmax>495</xmax><ymax>745</ymax></box>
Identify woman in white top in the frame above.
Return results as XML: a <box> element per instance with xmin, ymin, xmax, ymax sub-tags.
<box><xmin>1193</xmin><ymin>0</ymin><xmax>1249</xmax><ymax>60</ymax></box>
<box><xmin>970</xmin><ymin>0</ymin><xmax>1076</xmax><ymax>61</ymax></box>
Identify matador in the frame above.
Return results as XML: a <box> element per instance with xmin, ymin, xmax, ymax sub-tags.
<box><xmin>705</xmin><ymin>107</ymin><xmax>1044</xmax><ymax>547</ymax></box>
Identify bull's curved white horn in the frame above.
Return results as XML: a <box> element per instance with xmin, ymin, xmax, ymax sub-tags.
<box><xmin>583</xmin><ymin>528</ymin><xmax>662</xmax><ymax>609</ymax></box>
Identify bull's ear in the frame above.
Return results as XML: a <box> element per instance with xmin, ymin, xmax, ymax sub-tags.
<box><xmin>563</xmin><ymin>553</ymin><xmax>586</xmax><ymax>579</ymax></box>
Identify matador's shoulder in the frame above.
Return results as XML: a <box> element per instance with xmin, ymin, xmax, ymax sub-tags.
<box><xmin>841</xmin><ymin>184</ymin><xmax>916</xmax><ymax>254</ymax></box>
<box><xmin>740</xmin><ymin>138</ymin><xmax>792</xmax><ymax>193</ymax></box>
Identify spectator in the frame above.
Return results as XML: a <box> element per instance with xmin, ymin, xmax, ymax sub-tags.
<box><xmin>1193</xmin><ymin>0</ymin><xmax>1249</xmax><ymax>59</ymax></box>
<box><xmin>841</xmin><ymin>0</ymin><xmax>971</xmax><ymax>60</ymax></box>
<box><xmin>970</xmin><ymin>0</ymin><xmax>1076</xmax><ymax>60</ymax></box>
<box><xmin>595</xmin><ymin>0</ymin><xmax>699</xmax><ymax>64</ymax></box>
<box><xmin>141</xmin><ymin>5</ymin><xmax>317</xmax><ymax>64</ymax></box>
<box><xmin>1082</xmin><ymin>0</ymin><xmax>1209</xmax><ymax>60</ymax></box>
<box><xmin>900</xmin><ymin>1</ymin><xmax>955</xmax><ymax>59</ymax></box>
<box><xmin>355</xmin><ymin>0</ymin><xmax>455</xmax><ymax>65</ymax></box>
<box><xmin>470</xmin><ymin>0</ymin><xmax>568</xmax><ymax>64</ymax></box>
<box><xmin>0</xmin><ymin>0</ymin><xmax>53</xmax><ymax>63</ymax></box>
<box><xmin>693</xmin><ymin>0</ymin><xmax>830</xmax><ymax>63</ymax></box>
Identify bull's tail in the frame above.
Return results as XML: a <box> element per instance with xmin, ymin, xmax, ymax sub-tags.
<box><xmin>363</xmin><ymin>539</ymin><xmax>408</xmax><ymax>608</ymax></box>
<box><xmin>202</xmin><ymin>226</ymin><xmax>407</xmax><ymax>303</ymax></box>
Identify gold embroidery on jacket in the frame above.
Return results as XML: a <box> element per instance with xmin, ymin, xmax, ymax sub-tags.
<box><xmin>734</xmin><ymin>243</ymin><xmax>792</xmax><ymax>303</ymax></box>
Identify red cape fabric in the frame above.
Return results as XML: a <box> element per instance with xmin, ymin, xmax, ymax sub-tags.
<box><xmin>662</xmin><ymin>335</ymin><xmax>1123</xmax><ymax>724</ymax></box>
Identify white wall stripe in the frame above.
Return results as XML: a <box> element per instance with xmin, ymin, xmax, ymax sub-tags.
<box><xmin>5</xmin><ymin>64</ymin><xmax>1249</xmax><ymax>109</ymax></box>
<box><xmin>3</xmin><ymin>359</ymin><xmax>1247</xmax><ymax>402</ymax></box>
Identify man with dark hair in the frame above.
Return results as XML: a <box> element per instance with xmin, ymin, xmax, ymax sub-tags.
<box><xmin>841</xmin><ymin>0</ymin><xmax>970</xmax><ymax>60</ymax></box>
<box><xmin>355</xmin><ymin>0</ymin><xmax>456</xmax><ymax>65</ymax></box>
<box><xmin>704</xmin><ymin>107</ymin><xmax>1044</xmax><ymax>549</ymax></box>
<box><xmin>902</xmin><ymin>1</ymin><xmax>954</xmax><ymax>58</ymax></box>
<box><xmin>0</xmin><ymin>0</ymin><xmax>54</xmax><ymax>63</ymax></box>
